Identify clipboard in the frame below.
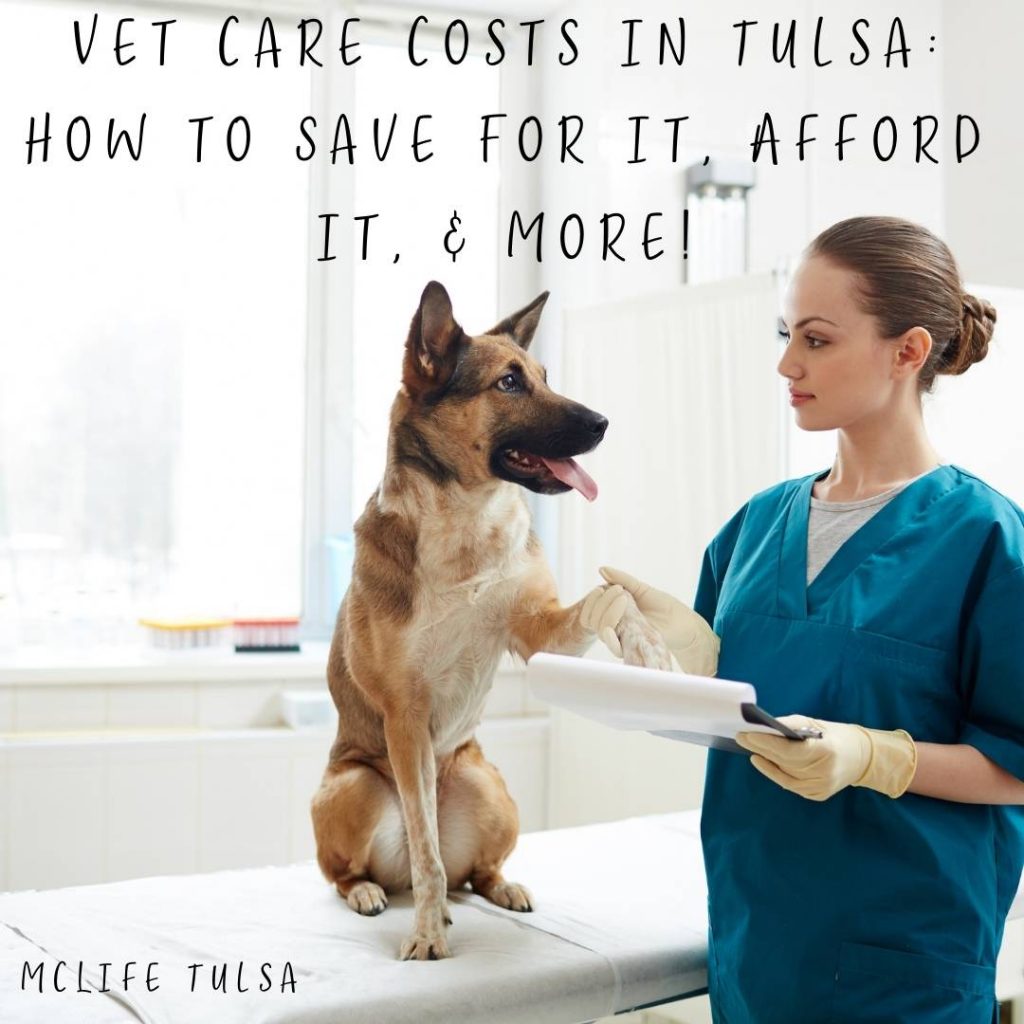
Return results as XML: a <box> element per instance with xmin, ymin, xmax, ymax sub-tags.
<box><xmin>526</xmin><ymin>652</ymin><xmax>822</xmax><ymax>754</ymax></box>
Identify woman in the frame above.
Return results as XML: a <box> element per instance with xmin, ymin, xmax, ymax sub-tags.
<box><xmin>584</xmin><ymin>216</ymin><xmax>1024</xmax><ymax>1023</ymax></box>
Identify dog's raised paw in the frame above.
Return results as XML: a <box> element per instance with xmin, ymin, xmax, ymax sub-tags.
<box><xmin>345</xmin><ymin>881</ymin><xmax>388</xmax><ymax>916</ymax></box>
<box><xmin>488</xmin><ymin>881</ymin><xmax>533</xmax><ymax>913</ymax></box>
<box><xmin>400</xmin><ymin>932</ymin><xmax>451</xmax><ymax>961</ymax></box>
<box><xmin>617</xmin><ymin>601</ymin><xmax>674</xmax><ymax>671</ymax></box>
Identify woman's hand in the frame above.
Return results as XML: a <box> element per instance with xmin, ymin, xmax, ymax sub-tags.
<box><xmin>735</xmin><ymin>715</ymin><xmax>917</xmax><ymax>801</ymax></box>
<box><xmin>579</xmin><ymin>582</ymin><xmax>673</xmax><ymax>670</ymax></box>
<box><xmin>579</xmin><ymin>583</ymin><xmax>629</xmax><ymax>654</ymax></box>
<box><xmin>587</xmin><ymin>566</ymin><xmax>720</xmax><ymax>676</ymax></box>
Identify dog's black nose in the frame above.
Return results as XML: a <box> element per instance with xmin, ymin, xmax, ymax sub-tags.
<box><xmin>565</xmin><ymin>404</ymin><xmax>609</xmax><ymax>445</ymax></box>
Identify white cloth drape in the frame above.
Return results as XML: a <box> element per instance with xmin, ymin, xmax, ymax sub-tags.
<box><xmin>557</xmin><ymin>272</ymin><xmax>785</xmax><ymax>607</ymax></box>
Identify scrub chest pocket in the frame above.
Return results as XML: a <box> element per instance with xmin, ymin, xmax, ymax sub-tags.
<box><xmin>838</xmin><ymin>630</ymin><xmax>959</xmax><ymax>743</ymax></box>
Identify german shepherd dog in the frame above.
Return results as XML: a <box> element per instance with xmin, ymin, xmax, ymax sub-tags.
<box><xmin>311</xmin><ymin>282</ymin><xmax>668</xmax><ymax>960</ymax></box>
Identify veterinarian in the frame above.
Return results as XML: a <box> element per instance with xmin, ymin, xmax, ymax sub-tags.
<box><xmin>586</xmin><ymin>215</ymin><xmax>1024</xmax><ymax>1023</ymax></box>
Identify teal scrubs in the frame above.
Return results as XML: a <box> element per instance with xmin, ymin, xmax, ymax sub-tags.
<box><xmin>694</xmin><ymin>465</ymin><xmax>1024</xmax><ymax>1024</ymax></box>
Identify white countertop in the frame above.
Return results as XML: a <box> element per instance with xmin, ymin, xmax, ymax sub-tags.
<box><xmin>0</xmin><ymin>642</ymin><xmax>332</xmax><ymax>686</ymax></box>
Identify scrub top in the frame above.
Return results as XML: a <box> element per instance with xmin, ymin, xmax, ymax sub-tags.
<box><xmin>694</xmin><ymin>464</ymin><xmax>1024</xmax><ymax>1024</ymax></box>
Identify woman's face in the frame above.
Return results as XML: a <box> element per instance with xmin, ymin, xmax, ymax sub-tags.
<box><xmin>778</xmin><ymin>255</ymin><xmax>908</xmax><ymax>432</ymax></box>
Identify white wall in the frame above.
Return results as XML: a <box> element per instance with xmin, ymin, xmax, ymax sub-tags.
<box><xmin>943</xmin><ymin>0</ymin><xmax>1024</xmax><ymax>289</ymax></box>
<box><xmin>925</xmin><ymin>283</ymin><xmax>1024</xmax><ymax>504</ymax></box>
<box><xmin>534</xmin><ymin>0</ymin><xmax>946</xmax><ymax>326</ymax></box>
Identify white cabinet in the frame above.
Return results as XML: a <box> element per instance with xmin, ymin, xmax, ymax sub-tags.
<box><xmin>0</xmin><ymin>653</ymin><xmax>548</xmax><ymax>890</ymax></box>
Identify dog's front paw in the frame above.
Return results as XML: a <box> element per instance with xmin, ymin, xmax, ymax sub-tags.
<box><xmin>400</xmin><ymin>930</ymin><xmax>451</xmax><ymax>961</ymax></box>
<box><xmin>346</xmin><ymin>880</ymin><xmax>388</xmax><ymax>916</ymax></box>
<box><xmin>617</xmin><ymin>599</ymin><xmax>674</xmax><ymax>671</ymax></box>
<box><xmin>400</xmin><ymin>903</ymin><xmax>452</xmax><ymax>960</ymax></box>
<box><xmin>487</xmin><ymin>881</ymin><xmax>533</xmax><ymax>912</ymax></box>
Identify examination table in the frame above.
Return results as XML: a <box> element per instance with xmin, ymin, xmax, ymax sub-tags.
<box><xmin>2</xmin><ymin>810</ymin><xmax>1021</xmax><ymax>1023</ymax></box>
<box><xmin>1</xmin><ymin>812</ymin><xmax>708</xmax><ymax>1023</ymax></box>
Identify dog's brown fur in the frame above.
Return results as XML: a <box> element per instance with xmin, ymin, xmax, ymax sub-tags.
<box><xmin>311</xmin><ymin>282</ymin><xmax>665</xmax><ymax>960</ymax></box>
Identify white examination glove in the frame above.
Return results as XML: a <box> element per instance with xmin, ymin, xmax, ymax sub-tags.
<box><xmin>735</xmin><ymin>715</ymin><xmax>918</xmax><ymax>801</ymax></box>
<box><xmin>584</xmin><ymin>566</ymin><xmax>720</xmax><ymax>676</ymax></box>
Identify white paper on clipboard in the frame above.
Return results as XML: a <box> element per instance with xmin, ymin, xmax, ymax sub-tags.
<box><xmin>525</xmin><ymin>652</ymin><xmax>794</xmax><ymax>753</ymax></box>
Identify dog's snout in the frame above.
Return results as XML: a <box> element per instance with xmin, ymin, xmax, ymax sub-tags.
<box><xmin>562</xmin><ymin>405</ymin><xmax>609</xmax><ymax>446</ymax></box>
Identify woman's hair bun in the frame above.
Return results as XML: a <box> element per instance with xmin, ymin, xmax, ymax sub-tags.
<box><xmin>940</xmin><ymin>292</ymin><xmax>997</xmax><ymax>376</ymax></box>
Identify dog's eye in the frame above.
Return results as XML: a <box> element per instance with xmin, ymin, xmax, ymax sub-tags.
<box><xmin>496</xmin><ymin>374</ymin><xmax>521</xmax><ymax>393</ymax></box>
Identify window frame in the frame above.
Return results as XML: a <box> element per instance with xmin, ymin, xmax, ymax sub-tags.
<box><xmin>302</xmin><ymin>3</ymin><xmax>526</xmax><ymax>641</ymax></box>
<box><xmin>2</xmin><ymin>0</ymin><xmax>539</xmax><ymax>648</ymax></box>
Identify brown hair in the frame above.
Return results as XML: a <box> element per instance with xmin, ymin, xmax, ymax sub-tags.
<box><xmin>805</xmin><ymin>216</ymin><xmax>997</xmax><ymax>393</ymax></box>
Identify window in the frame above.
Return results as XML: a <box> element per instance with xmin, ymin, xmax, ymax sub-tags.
<box><xmin>0</xmin><ymin>3</ymin><xmax>507</xmax><ymax>652</ymax></box>
<box><xmin>0</xmin><ymin>0</ymin><xmax>311</xmax><ymax>647</ymax></box>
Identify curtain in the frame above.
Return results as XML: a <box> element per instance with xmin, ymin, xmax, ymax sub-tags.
<box><xmin>557</xmin><ymin>272</ymin><xmax>785</xmax><ymax>608</ymax></box>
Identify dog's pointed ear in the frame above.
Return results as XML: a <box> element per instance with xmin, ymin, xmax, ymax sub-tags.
<box><xmin>484</xmin><ymin>291</ymin><xmax>549</xmax><ymax>351</ymax></box>
<box><xmin>402</xmin><ymin>281</ymin><xmax>464</xmax><ymax>400</ymax></box>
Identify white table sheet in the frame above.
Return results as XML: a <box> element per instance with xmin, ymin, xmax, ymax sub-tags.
<box><xmin>0</xmin><ymin>812</ymin><xmax>709</xmax><ymax>1024</ymax></box>
<box><xmin>4</xmin><ymin>808</ymin><xmax>1021</xmax><ymax>1024</ymax></box>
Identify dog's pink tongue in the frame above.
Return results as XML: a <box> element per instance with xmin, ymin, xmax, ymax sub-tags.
<box><xmin>539</xmin><ymin>457</ymin><xmax>598</xmax><ymax>502</ymax></box>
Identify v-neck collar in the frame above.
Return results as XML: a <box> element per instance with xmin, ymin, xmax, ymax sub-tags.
<box><xmin>779</xmin><ymin>465</ymin><xmax>960</xmax><ymax>620</ymax></box>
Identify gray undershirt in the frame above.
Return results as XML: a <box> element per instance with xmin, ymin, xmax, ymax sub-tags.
<box><xmin>807</xmin><ymin>467</ymin><xmax>941</xmax><ymax>585</ymax></box>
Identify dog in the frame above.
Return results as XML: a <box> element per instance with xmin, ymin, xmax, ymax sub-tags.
<box><xmin>310</xmin><ymin>281</ymin><xmax>670</xmax><ymax>960</ymax></box>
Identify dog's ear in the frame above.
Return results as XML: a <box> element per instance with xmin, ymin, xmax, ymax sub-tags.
<box><xmin>402</xmin><ymin>281</ymin><xmax>464</xmax><ymax>400</ymax></box>
<box><xmin>484</xmin><ymin>291</ymin><xmax>549</xmax><ymax>351</ymax></box>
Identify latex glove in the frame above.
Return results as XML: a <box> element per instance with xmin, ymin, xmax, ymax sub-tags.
<box><xmin>735</xmin><ymin>715</ymin><xmax>917</xmax><ymax>801</ymax></box>
<box><xmin>596</xmin><ymin>566</ymin><xmax>720</xmax><ymax>676</ymax></box>
<box><xmin>580</xmin><ymin>584</ymin><xmax>629</xmax><ymax>654</ymax></box>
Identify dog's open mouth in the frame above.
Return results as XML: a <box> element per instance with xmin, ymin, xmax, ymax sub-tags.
<box><xmin>501</xmin><ymin>448</ymin><xmax>598</xmax><ymax>502</ymax></box>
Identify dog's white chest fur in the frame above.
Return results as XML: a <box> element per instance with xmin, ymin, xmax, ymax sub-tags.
<box><xmin>405</xmin><ymin>486</ymin><xmax>532</xmax><ymax>755</ymax></box>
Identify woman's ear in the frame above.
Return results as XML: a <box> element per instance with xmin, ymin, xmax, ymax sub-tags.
<box><xmin>892</xmin><ymin>326</ymin><xmax>932</xmax><ymax>379</ymax></box>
